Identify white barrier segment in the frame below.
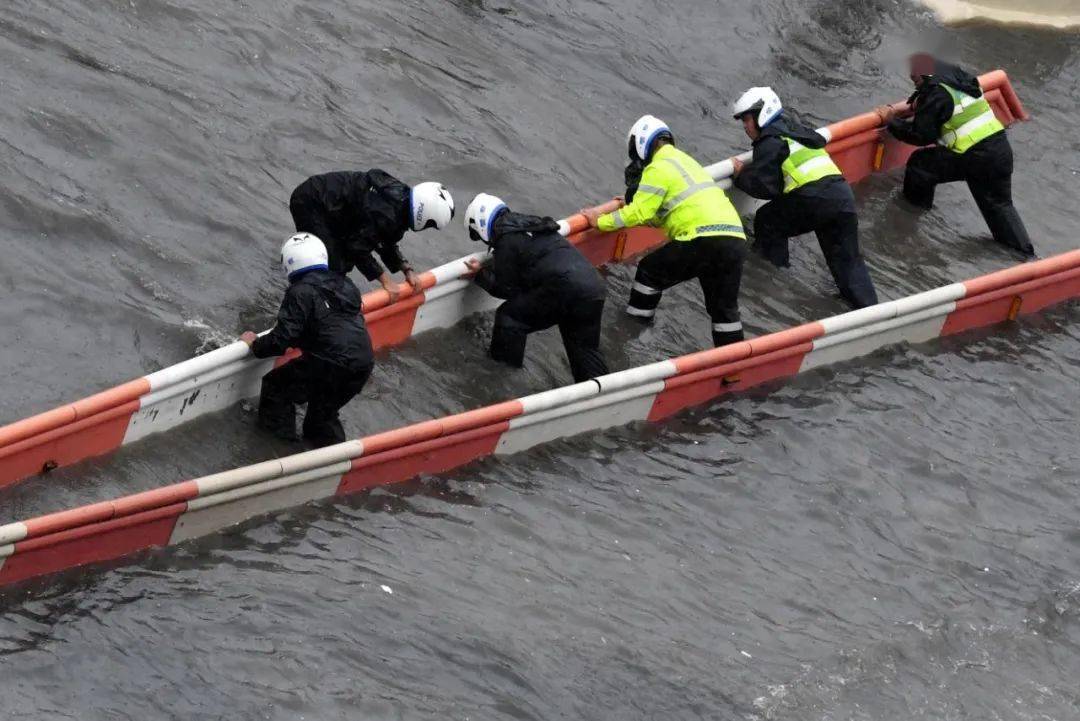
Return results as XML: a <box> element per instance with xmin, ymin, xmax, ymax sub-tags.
<box><xmin>0</xmin><ymin>522</ymin><xmax>27</xmax><ymax>546</ymax></box>
<box><xmin>557</xmin><ymin>219</ymin><xmax>572</xmax><ymax>237</ymax></box>
<box><xmin>495</xmin><ymin>380</ymin><xmax>665</xmax><ymax>456</ymax></box>
<box><xmin>800</xmin><ymin>302</ymin><xmax>956</xmax><ymax>372</ymax></box>
<box><xmin>428</xmin><ymin>253</ymin><xmax>487</xmax><ymax>287</ymax></box>
<box><xmin>194</xmin><ymin>459</ymin><xmax>285</xmax><ymax>497</ymax></box>
<box><xmin>411</xmin><ymin>281</ymin><xmax>503</xmax><ymax>335</ymax></box>
<box><xmin>278</xmin><ymin>440</ymin><xmax>364</xmax><ymax>476</ymax></box>
<box><xmin>818</xmin><ymin>127</ymin><xmax>833</xmax><ymax>143</ymax></box>
<box><xmin>124</xmin><ymin>357</ymin><xmax>274</xmax><ymax>445</ymax></box>
<box><xmin>819</xmin><ymin>301</ymin><xmax>900</xmax><ymax>336</ymax></box>
<box><xmin>595</xmin><ymin>360</ymin><xmax>678</xmax><ymax>395</ymax></box>
<box><xmin>144</xmin><ymin>341</ymin><xmax>254</xmax><ymax>391</ymax></box>
<box><xmin>169</xmin><ymin>461</ymin><xmax>352</xmax><ymax>545</ymax></box>
<box><xmin>517</xmin><ymin>381</ymin><xmax>602</xmax><ymax>416</ymax></box>
<box><xmin>892</xmin><ymin>283</ymin><xmax>966</xmax><ymax>316</ymax></box>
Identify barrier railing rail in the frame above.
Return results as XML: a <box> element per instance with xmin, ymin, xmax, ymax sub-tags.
<box><xmin>0</xmin><ymin>246</ymin><xmax>1076</xmax><ymax>588</ymax></box>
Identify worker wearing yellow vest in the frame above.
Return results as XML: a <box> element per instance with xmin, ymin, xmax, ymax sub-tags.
<box><xmin>730</xmin><ymin>87</ymin><xmax>879</xmax><ymax>309</ymax></box>
<box><xmin>581</xmin><ymin>115</ymin><xmax>748</xmax><ymax>347</ymax></box>
<box><xmin>878</xmin><ymin>54</ymin><xmax>1034</xmax><ymax>256</ymax></box>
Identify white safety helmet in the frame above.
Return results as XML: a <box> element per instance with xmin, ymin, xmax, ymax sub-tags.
<box><xmin>464</xmin><ymin>192</ymin><xmax>508</xmax><ymax>245</ymax></box>
<box><xmin>280</xmin><ymin>232</ymin><xmax>329</xmax><ymax>279</ymax></box>
<box><xmin>627</xmin><ymin>114</ymin><xmax>672</xmax><ymax>162</ymax></box>
<box><xmin>732</xmin><ymin>87</ymin><xmax>783</xmax><ymax>128</ymax></box>
<box><xmin>410</xmin><ymin>182</ymin><xmax>455</xmax><ymax>231</ymax></box>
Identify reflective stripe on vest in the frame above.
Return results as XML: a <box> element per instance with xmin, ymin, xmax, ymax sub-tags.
<box><xmin>938</xmin><ymin>83</ymin><xmax>1004</xmax><ymax>154</ymax></box>
<box><xmin>658</xmin><ymin>157</ymin><xmax>717</xmax><ymax>217</ymax></box>
<box><xmin>781</xmin><ymin>138</ymin><xmax>841</xmax><ymax>193</ymax></box>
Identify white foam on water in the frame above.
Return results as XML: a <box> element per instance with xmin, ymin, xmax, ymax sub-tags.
<box><xmin>919</xmin><ymin>0</ymin><xmax>1080</xmax><ymax>29</ymax></box>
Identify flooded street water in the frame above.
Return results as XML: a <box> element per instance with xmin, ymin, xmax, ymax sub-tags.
<box><xmin>0</xmin><ymin>0</ymin><xmax>1078</xmax><ymax>718</ymax></box>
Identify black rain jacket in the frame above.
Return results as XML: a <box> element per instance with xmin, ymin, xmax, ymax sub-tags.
<box><xmin>733</xmin><ymin>115</ymin><xmax>852</xmax><ymax>207</ymax></box>
<box><xmin>251</xmin><ymin>269</ymin><xmax>373</xmax><ymax>372</ymax></box>
<box><xmin>475</xmin><ymin>211</ymin><xmax>605</xmax><ymax>302</ymax></box>
<box><xmin>293</xmin><ymin>170</ymin><xmax>412</xmax><ymax>281</ymax></box>
<box><xmin>887</xmin><ymin>60</ymin><xmax>1001</xmax><ymax>147</ymax></box>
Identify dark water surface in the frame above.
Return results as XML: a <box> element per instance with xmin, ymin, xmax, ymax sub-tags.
<box><xmin>1</xmin><ymin>1</ymin><xmax>1079</xmax><ymax>718</ymax></box>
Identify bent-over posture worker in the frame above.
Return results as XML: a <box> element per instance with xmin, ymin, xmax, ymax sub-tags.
<box><xmin>731</xmin><ymin>87</ymin><xmax>879</xmax><ymax>309</ymax></box>
<box><xmin>289</xmin><ymin>170</ymin><xmax>456</xmax><ymax>300</ymax></box>
<box><xmin>241</xmin><ymin>233</ymin><xmax>374</xmax><ymax>447</ymax></box>
<box><xmin>878</xmin><ymin>53</ymin><xmax>1034</xmax><ymax>256</ymax></box>
<box><xmin>582</xmin><ymin>115</ymin><xmax>748</xmax><ymax>347</ymax></box>
<box><xmin>463</xmin><ymin>194</ymin><xmax>609</xmax><ymax>383</ymax></box>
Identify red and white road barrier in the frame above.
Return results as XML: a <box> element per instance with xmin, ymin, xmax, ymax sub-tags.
<box><xmin>0</xmin><ymin>248</ymin><xmax>1075</xmax><ymax>588</ymax></box>
<box><xmin>0</xmin><ymin>71</ymin><xmax>1029</xmax><ymax>491</ymax></box>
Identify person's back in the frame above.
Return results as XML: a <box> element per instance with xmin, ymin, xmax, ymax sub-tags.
<box><xmin>491</xmin><ymin>212</ymin><xmax>604</xmax><ymax>300</ymax></box>
<box><xmin>283</xmin><ymin>270</ymin><xmax>372</xmax><ymax>372</ymax></box>
<box><xmin>643</xmin><ymin>144</ymin><xmax>745</xmax><ymax>242</ymax></box>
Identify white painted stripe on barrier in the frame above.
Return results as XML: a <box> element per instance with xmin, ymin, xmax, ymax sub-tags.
<box><xmin>557</xmin><ymin>219</ymin><xmax>572</xmax><ymax>237</ymax></box>
<box><xmin>0</xmin><ymin>522</ymin><xmax>28</xmax><ymax>546</ymax></box>
<box><xmin>496</xmin><ymin>380</ymin><xmax>664</xmax><ymax>456</ymax></box>
<box><xmin>891</xmin><ymin>283</ymin><xmax>967</xmax><ymax>315</ymax></box>
<box><xmin>278</xmin><ymin>440</ymin><xmax>364</xmax><ymax>476</ymax></box>
<box><xmin>596</xmin><ymin>360</ymin><xmax>678</xmax><ymax>396</ymax></box>
<box><xmin>169</xmin><ymin>463</ymin><xmax>350</xmax><ymax>546</ymax></box>
<box><xmin>819</xmin><ymin>302</ymin><xmax>899</xmax><ymax>336</ymax></box>
<box><xmin>818</xmin><ymin>127</ymin><xmax>833</xmax><ymax>143</ymax></box>
<box><xmin>0</xmin><ymin>543</ymin><xmax>14</xmax><ymax>560</ymax></box>
<box><xmin>429</xmin><ymin>254</ymin><xmax>484</xmax><ymax>286</ymax></box>
<box><xmin>517</xmin><ymin>381</ymin><xmax>602</xmax><ymax>416</ymax></box>
<box><xmin>144</xmin><ymin>341</ymin><xmax>254</xmax><ymax>391</ymax></box>
<box><xmin>194</xmin><ymin>459</ymin><xmax>285</xmax><ymax>498</ymax></box>
<box><xmin>421</xmin><ymin>277</ymin><xmax>473</xmax><ymax>304</ymax></box>
<box><xmin>801</xmin><ymin>303</ymin><xmax>954</xmax><ymax>371</ymax></box>
<box><xmin>412</xmin><ymin>282</ymin><xmax>504</xmax><ymax>335</ymax></box>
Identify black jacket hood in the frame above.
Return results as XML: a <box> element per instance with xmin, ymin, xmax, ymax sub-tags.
<box><xmin>491</xmin><ymin>210</ymin><xmax>561</xmax><ymax>245</ymax></box>
<box><xmin>759</xmin><ymin>115</ymin><xmax>827</xmax><ymax>149</ymax></box>
<box><xmin>916</xmin><ymin>59</ymin><xmax>983</xmax><ymax>100</ymax></box>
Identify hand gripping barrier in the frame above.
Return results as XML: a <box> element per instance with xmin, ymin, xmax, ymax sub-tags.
<box><xmin>0</xmin><ymin>247</ymin><xmax>1075</xmax><ymax>589</ymax></box>
<box><xmin>0</xmin><ymin>71</ymin><xmax>1029</xmax><ymax>490</ymax></box>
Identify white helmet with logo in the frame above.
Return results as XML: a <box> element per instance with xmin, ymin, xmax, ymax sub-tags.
<box><xmin>627</xmin><ymin>114</ymin><xmax>672</xmax><ymax>162</ymax></box>
<box><xmin>280</xmin><ymin>232</ymin><xmax>328</xmax><ymax>279</ymax></box>
<box><xmin>411</xmin><ymin>182</ymin><xmax>455</xmax><ymax>231</ymax></box>
<box><xmin>732</xmin><ymin>87</ymin><xmax>783</xmax><ymax>128</ymax></box>
<box><xmin>464</xmin><ymin>192</ymin><xmax>508</xmax><ymax>245</ymax></box>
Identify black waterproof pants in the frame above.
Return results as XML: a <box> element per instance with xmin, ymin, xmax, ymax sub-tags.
<box><xmin>258</xmin><ymin>355</ymin><xmax>373</xmax><ymax>447</ymax></box>
<box><xmin>289</xmin><ymin>182</ymin><xmax>353</xmax><ymax>273</ymax></box>
<box><xmin>753</xmin><ymin>191</ymin><xmax>879</xmax><ymax>309</ymax></box>
<box><xmin>903</xmin><ymin>132</ymin><xmax>1034</xmax><ymax>256</ymax></box>
<box><xmin>627</xmin><ymin>235</ymin><xmax>747</xmax><ymax>347</ymax></box>
<box><xmin>490</xmin><ymin>290</ymin><xmax>609</xmax><ymax>383</ymax></box>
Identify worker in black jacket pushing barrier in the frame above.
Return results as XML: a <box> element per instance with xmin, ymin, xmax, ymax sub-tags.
<box><xmin>289</xmin><ymin>170</ymin><xmax>455</xmax><ymax>300</ymax></box>
<box><xmin>877</xmin><ymin>53</ymin><xmax>1034</xmax><ymax>256</ymax></box>
<box><xmin>730</xmin><ymin>87</ymin><xmax>879</xmax><ymax>309</ymax></box>
<box><xmin>241</xmin><ymin>233</ymin><xmax>374</xmax><ymax>447</ymax></box>
<box><xmin>462</xmin><ymin>193</ymin><xmax>609</xmax><ymax>383</ymax></box>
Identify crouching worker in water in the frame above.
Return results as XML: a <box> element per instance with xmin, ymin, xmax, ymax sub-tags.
<box><xmin>581</xmin><ymin>115</ymin><xmax>748</xmax><ymax>347</ymax></box>
<box><xmin>241</xmin><ymin>233</ymin><xmax>374</xmax><ymax>447</ymax></box>
<box><xmin>730</xmin><ymin>87</ymin><xmax>879</xmax><ymax>309</ymax></box>
<box><xmin>462</xmin><ymin>193</ymin><xmax>609</xmax><ymax>383</ymax></box>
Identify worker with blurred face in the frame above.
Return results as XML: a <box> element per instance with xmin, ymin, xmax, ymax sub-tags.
<box><xmin>878</xmin><ymin>53</ymin><xmax>1034</xmax><ymax>256</ymax></box>
<box><xmin>731</xmin><ymin>87</ymin><xmax>878</xmax><ymax>309</ymax></box>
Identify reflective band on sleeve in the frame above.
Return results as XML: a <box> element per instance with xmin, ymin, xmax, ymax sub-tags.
<box><xmin>626</xmin><ymin>306</ymin><xmax>657</xmax><ymax>318</ymax></box>
<box><xmin>695</xmin><ymin>224</ymin><xmax>745</xmax><ymax>235</ymax></box>
<box><xmin>635</xmin><ymin>184</ymin><xmax>666</xmax><ymax>197</ymax></box>
<box><xmin>712</xmin><ymin>321</ymin><xmax>743</xmax><ymax>332</ymax></box>
<box><xmin>631</xmin><ymin>282</ymin><xmax>662</xmax><ymax>296</ymax></box>
<box><xmin>939</xmin><ymin>110</ymin><xmax>997</xmax><ymax>148</ymax></box>
<box><xmin>608</xmin><ymin>209</ymin><xmax>627</xmax><ymax>229</ymax></box>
